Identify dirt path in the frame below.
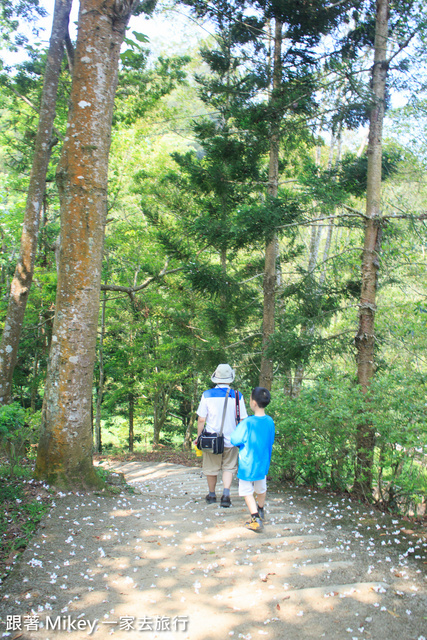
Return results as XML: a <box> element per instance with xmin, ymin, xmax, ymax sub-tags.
<box><xmin>0</xmin><ymin>460</ymin><xmax>426</xmax><ymax>639</ymax></box>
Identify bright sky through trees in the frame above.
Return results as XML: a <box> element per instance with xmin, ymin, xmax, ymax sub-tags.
<box><xmin>13</xmin><ymin>0</ymin><xmax>208</xmax><ymax>60</ymax></box>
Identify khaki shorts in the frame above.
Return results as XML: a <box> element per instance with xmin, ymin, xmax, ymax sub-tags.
<box><xmin>203</xmin><ymin>446</ymin><xmax>238</xmax><ymax>476</ymax></box>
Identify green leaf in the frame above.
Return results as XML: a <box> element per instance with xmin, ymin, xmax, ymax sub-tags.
<box><xmin>132</xmin><ymin>31</ymin><xmax>149</xmax><ymax>44</ymax></box>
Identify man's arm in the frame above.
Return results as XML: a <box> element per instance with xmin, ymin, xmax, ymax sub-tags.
<box><xmin>193</xmin><ymin>416</ymin><xmax>206</xmax><ymax>444</ymax></box>
<box><xmin>239</xmin><ymin>394</ymin><xmax>249</xmax><ymax>420</ymax></box>
<box><xmin>197</xmin><ymin>416</ymin><xmax>206</xmax><ymax>437</ymax></box>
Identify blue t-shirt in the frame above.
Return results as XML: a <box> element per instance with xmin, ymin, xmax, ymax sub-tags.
<box><xmin>230</xmin><ymin>414</ymin><xmax>275</xmax><ymax>481</ymax></box>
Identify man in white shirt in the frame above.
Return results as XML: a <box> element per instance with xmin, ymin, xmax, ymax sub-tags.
<box><xmin>196</xmin><ymin>364</ymin><xmax>247</xmax><ymax>507</ymax></box>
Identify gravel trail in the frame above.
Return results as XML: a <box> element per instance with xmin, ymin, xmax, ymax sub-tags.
<box><xmin>0</xmin><ymin>460</ymin><xmax>426</xmax><ymax>640</ymax></box>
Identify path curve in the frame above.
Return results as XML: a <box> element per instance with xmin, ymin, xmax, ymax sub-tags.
<box><xmin>0</xmin><ymin>460</ymin><xmax>426</xmax><ymax>639</ymax></box>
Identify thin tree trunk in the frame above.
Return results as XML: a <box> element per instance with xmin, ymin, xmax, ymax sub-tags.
<box><xmin>153</xmin><ymin>386</ymin><xmax>172</xmax><ymax>445</ymax></box>
<box><xmin>35</xmin><ymin>0</ymin><xmax>138</xmax><ymax>488</ymax></box>
<box><xmin>0</xmin><ymin>0</ymin><xmax>72</xmax><ymax>405</ymax></box>
<box><xmin>30</xmin><ymin>351</ymin><xmax>39</xmax><ymax>412</ymax></box>
<box><xmin>183</xmin><ymin>377</ymin><xmax>198</xmax><ymax>451</ymax></box>
<box><xmin>220</xmin><ymin>246</ymin><xmax>227</xmax><ymax>348</ymax></box>
<box><xmin>129</xmin><ymin>392</ymin><xmax>134</xmax><ymax>453</ymax></box>
<box><xmin>259</xmin><ymin>18</ymin><xmax>282</xmax><ymax>390</ymax></box>
<box><xmin>353</xmin><ymin>0</ymin><xmax>389</xmax><ymax>499</ymax></box>
<box><xmin>94</xmin><ymin>289</ymin><xmax>107</xmax><ymax>454</ymax></box>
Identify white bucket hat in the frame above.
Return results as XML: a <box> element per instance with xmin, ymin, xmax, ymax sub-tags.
<box><xmin>211</xmin><ymin>363</ymin><xmax>235</xmax><ymax>384</ymax></box>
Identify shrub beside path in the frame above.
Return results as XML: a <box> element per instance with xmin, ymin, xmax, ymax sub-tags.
<box><xmin>0</xmin><ymin>460</ymin><xmax>426</xmax><ymax>639</ymax></box>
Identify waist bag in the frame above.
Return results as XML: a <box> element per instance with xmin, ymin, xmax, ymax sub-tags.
<box><xmin>197</xmin><ymin>388</ymin><xmax>230</xmax><ymax>455</ymax></box>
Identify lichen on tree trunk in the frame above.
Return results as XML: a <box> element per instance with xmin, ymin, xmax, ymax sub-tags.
<box><xmin>35</xmin><ymin>0</ymin><xmax>139</xmax><ymax>488</ymax></box>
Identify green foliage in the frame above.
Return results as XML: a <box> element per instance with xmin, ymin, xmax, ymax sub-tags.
<box><xmin>0</xmin><ymin>0</ymin><xmax>46</xmax><ymax>53</ymax></box>
<box><xmin>270</xmin><ymin>369</ymin><xmax>427</xmax><ymax>515</ymax></box>
<box><xmin>338</xmin><ymin>147</ymin><xmax>403</xmax><ymax>197</ymax></box>
<box><xmin>267</xmin><ymin>265</ymin><xmax>359</xmax><ymax>372</ymax></box>
<box><xmin>270</xmin><ymin>372</ymin><xmax>361</xmax><ymax>490</ymax></box>
<box><xmin>116</xmin><ymin>33</ymin><xmax>190</xmax><ymax>125</ymax></box>
<box><xmin>369</xmin><ymin>371</ymin><xmax>427</xmax><ymax>515</ymax></box>
<box><xmin>0</xmin><ymin>0</ymin><xmax>425</xmax><ymax>512</ymax></box>
<box><xmin>232</xmin><ymin>193</ymin><xmax>303</xmax><ymax>246</ymax></box>
<box><xmin>0</xmin><ymin>403</ymin><xmax>36</xmax><ymax>476</ymax></box>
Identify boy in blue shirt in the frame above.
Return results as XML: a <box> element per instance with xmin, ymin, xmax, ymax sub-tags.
<box><xmin>230</xmin><ymin>387</ymin><xmax>275</xmax><ymax>532</ymax></box>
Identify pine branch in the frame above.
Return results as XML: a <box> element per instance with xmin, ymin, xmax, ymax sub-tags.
<box><xmin>385</xmin><ymin>29</ymin><xmax>418</xmax><ymax>67</ymax></box>
<box><xmin>239</xmin><ymin>273</ymin><xmax>263</xmax><ymax>284</ymax></box>
<box><xmin>342</xmin><ymin>204</ymin><xmax>369</xmax><ymax>219</ymax></box>
<box><xmin>224</xmin><ymin>333</ymin><xmax>262</xmax><ymax>349</ymax></box>
<box><xmin>383</xmin><ymin>213</ymin><xmax>427</xmax><ymax>221</ymax></box>
<box><xmin>325</xmin><ymin>0</ymin><xmax>353</xmax><ymax>8</ymax></box>
<box><xmin>100</xmin><ymin>264</ymin><xmax>184</xmax><ymax>299</ymax></box>
<box><xmin>276</xmin><ymin>209</ymin><xmax>367</xmax><ymax>229</ymax></box>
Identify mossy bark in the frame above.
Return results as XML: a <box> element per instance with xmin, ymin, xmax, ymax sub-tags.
<box><xmin>35</xmin><ymin>0</ymin><xmax>138</xmax><ymax>488</ymax></box>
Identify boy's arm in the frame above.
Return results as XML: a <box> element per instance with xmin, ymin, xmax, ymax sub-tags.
<box><xmin>230</xmin><ymin>420</ymin><xmax>247</xmax><ymax>448</ymax></box>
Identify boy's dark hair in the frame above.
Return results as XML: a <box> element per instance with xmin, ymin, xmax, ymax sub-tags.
<box><xmin>251</xmin><ymin>387</ymin><xmax>271</xmax><ymax>408</ymax></box>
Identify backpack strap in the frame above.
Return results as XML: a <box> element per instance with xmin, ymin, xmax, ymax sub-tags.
<box><xmin>235</xmin><ymin>388</ymin><xmax>241</xmax><ymax>424</ymax></box>
<box><xmin>219</xmin><ymin>388</ymin><xmax>231</xmax><ymax>436</ymax></box>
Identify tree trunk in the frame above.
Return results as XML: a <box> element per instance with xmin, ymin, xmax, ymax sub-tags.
<box><xmin>0</xmin><ymin>0</ymin><xmax>72</xmax><ymax>405</ymax></box>
<box><xmin>353</xmin><ymin>0</ymin><xmax>389</xmax><ymax>500</ymax></box>
<box><xmin>129</xmin><ymin>392</ymin><xmax>134</xmax><ymax>453</ymax></box>
<box><xmin>35</xmin><ymin>0</ymin><xmax>138</xmax><ymax>488</ymax></box>
<box><xmin>30</xmin><ymin>351</ymin><xmax>39</xmax><ymax>413</ymax></box>
<box><xmin>94</xmin><ymin>289</ymin><xmax>107</xmax><ymax>454</ymax></box>
<box><xmin>153</xmin><ymin>386</ymin><xmax>172</xmax><ymax>445</ymax></box>
<box><xmin>259</xmin><ymin>18</ymin><xmax>282</xmax><ymax>390</ymax></box>
<box><xmin>220</xmin><ymin>246</ymin><xmax>227</xmax><ymax>348</ymax></box>
<box><xmin>183</xmin><ymin>377</ymin><xmax>198</xmax><ymax>451</ymax></box>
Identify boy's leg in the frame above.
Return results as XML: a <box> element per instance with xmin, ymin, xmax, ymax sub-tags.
<box><xmin>239</xmin><ymin>480</ymin><xmax>263</xmax><ymax>532</ymax></box>
<box><xmin>254</xmin><ymin>478</ymin><xmax>267</xmax><ymax>520</ymax></box>
<box><xmin>244</xmin><ymin>493</ymin><xmax>258</xmax><ymax>516</ymax></box>
<box><xmin>256</xmin><ymin>491</ymin><xmax>266</xmax><ymax>508</ymax></box>
<box><xmin>255</xmin><ymin>492</ymin><xmax>266</xmax><ymax>520</ymax></box>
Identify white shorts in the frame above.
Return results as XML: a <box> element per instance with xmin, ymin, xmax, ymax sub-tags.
<box><xmin>238</xmin><ymin>477</ymin><xmax>267</xmax><ymax>497</ymax></box>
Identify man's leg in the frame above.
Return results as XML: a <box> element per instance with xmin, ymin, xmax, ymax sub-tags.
<box><xmin>203</xmin><ymin>451</ymin><xmax>219</xmax><ymax>503</ymax></box>
<box><xmin>220</xmin><ymin>448</ymin><xmax>238</xmax><ymax>507</ymax></box>
<box><xmin>207</xmin><ymin>475</ymin><xmax>217</xmax><ymax>493</ymax></box>
<box><xmin>222</xmin><ymin>470</ymin><xmax>233</xmax><ymax>490</ymax></box>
